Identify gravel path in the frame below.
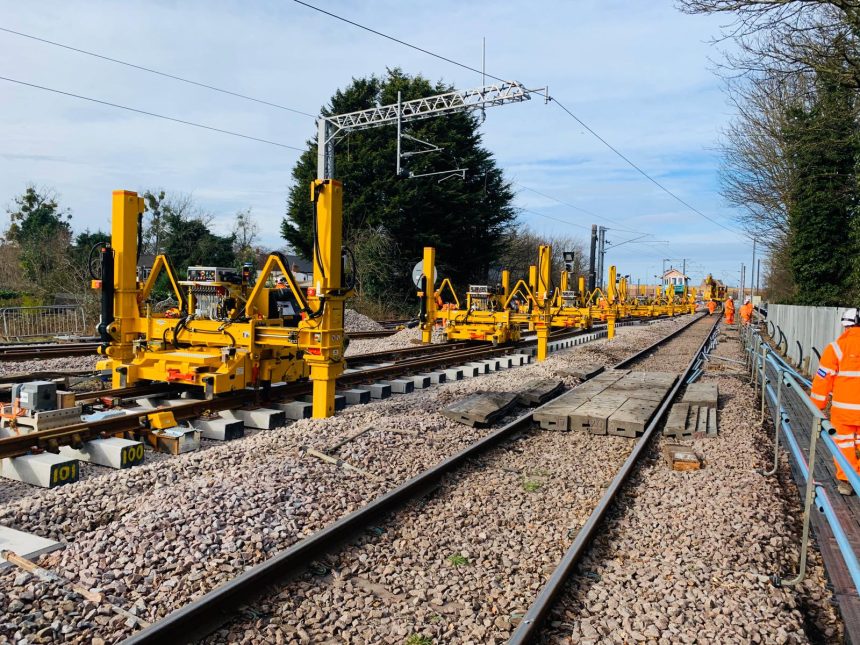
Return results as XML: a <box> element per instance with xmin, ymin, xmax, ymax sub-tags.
<box><xmin>206</xmin><ymin>317</ymin><xmax>714</xmax><ymax>644</ymax></box>
<box><xmin>0</xmin><ymin>318</ymin><xmax>689</xmax><ymax>643</ymax></box>
<box><xmin>538</xmin><ymin>324</ymin><xmax>842</xmax><ymax>644</ymax></box>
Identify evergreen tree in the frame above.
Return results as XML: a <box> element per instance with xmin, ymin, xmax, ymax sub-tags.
<box><xmin>783</xmin><ymin>74</ymin><xmax>860</xmax><ymax>305</ymax></box>
<box><xmin>5</xmin><ymin>186</ymin><xmax>73</xmax><ymax>285</ymax></box>
<box><xmin>282</xmin><ymin>69</ymin><xmax>516</xmax><ymax>302</ymax></box>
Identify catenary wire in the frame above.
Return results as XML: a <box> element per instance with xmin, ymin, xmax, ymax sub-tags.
<box><xmin>0</xmin><ymin>76</ymin><xmax>305</xmax><ymax>151</ymax></box>
<box><xmin>0</xmin><ymin>26</ymin><xmax>317</xmax><ymax>118</ymax></box>
<box><xmin>292</xmin><ymin>0</ymin><xmax>747</xmax><ymax>241</ymax></box>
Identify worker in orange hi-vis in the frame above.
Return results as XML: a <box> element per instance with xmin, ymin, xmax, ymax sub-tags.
<box><xmin>723</xmin><ymin>296</ymin><xmax>735</xmax><ymax>324</ymax></box>
<box><xmin>740</xmin><ymin>296</ymin><xmax>754</xmax><ymax>325</ymax></box>
<box><xmin>597</xmin><ymin>295</ymin><xmax>609</xmax><ymax>321</ymax></box>
<box><xmin>811</xmin><ymin>308</ymin><xmax>860</xmax><ymax>495</ymax></box>
<box><xmin>707</xmin><ymin>300</ymin><xmax>717</xmax><ymax>316</ymax></box>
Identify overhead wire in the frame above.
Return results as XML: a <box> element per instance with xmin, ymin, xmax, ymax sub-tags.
<box><xmin>291</xmin><ymin>0</ymin><xmax>748</xmax><ymax>242</ymax></box>
<box><xmin>514</xmin><ymin>182</ymin><xmax>653</xmax><ymax>235</ymax></box>
<box><xmin>0</xmin><ymin>26</ymin><xmax>317</xmax><ymax>118</ymax></box>
<box><xmin>0</xmin><ymin>76</ymin><xmax>305</xmax><ymax>151</ymax></box>
<box><xmin>550</xmin><ymin>98</ymin><xmax>748</xmax><ymax>240</ymax></box>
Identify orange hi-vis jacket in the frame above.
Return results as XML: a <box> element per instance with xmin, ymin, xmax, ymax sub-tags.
<box><xmin>724</xmin><ymin>298</ymin><xmax>735</xmax><ymax>314</ymax></box>
<box><xmin>740</xmin><ymin>301</ymin><xmax>753</xmax><ymax>323</ymax></box>
<box><xmin>811</xmin><ymin>327</ymin><xmax>860</xmax><ymax>425</ymax></box>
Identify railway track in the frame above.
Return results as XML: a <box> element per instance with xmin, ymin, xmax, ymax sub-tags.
<box><xmin>0</xmin><ymin>318</ymin><xmax>643</xmax><ymax>460</ymax></box>
<box><xmin>0</xmin><ymin>342</ymin><xmax>101</xmax><ymax>361</ymax></box>
<box><xmin>0</xmin><ymin>315</ymin><xmax>673</xmax><ymax>362</ymax></box>
<box><xmin>120</xmin><ymin>313</ymin><xmax>716</xmax><ymax>643</ymax></box>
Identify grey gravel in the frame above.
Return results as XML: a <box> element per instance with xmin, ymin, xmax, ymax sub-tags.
<box><xmin>0</xmin><ymin>318</ymin><xmax>692</xmax><ymax>642</ymax></box>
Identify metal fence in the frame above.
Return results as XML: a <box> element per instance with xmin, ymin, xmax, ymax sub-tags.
<box><xmin>0</xmin><ymin>305</ymin><xmax>88</xmax><ymax>341</ymax></box>
<box><xmin>742</xmin><ymin>325</ymin><xmax>860</xmax><ymax>592</ymax></box>
<box><xmin>765</xmin><ymin>304</ymin><xmax>843</xmax><ymax>376</ymax></box>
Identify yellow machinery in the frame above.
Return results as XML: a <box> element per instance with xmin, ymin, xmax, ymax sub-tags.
<box><xmin>418</xmin><ymin>246</ymin><xmax>521</xmax><ymax>346</ymax></box>
<box><xmin>417</xmin><ymin>243</ymin><xmax>700</xmax><ymax>362</ymax></box>
<box><xmin>703</xmin><ymin>273</ymin><xmax>726</xmax><ymax>304</ymax></box>
<box><xmin>93</xmin><ymin>183</ymin><xmax>349</xmax><ymax>418</ymax></box>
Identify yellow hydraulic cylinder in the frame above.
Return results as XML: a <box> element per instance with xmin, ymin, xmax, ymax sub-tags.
<box><xmin>578</xmin><ymin>277</ymin><xmax>586</xmax><ymax>306</ymax></box>
<box><xmin>536</xmin><ymin>321</ymin><xmax>549</xmax><ymax>362</ymax></box>
<box><xmin>607</xmin><ymin>265</ymin><xmax>617</xmax><ymax>304</ymax></box>
<box><xmin>107</xmin><ymin>190</ymin><xmax>145</xmax><ymax>363</ymax></box>
<box><xmin>537</xmin><ymin>245</ymin><xmax>551</xmax><ymax>305</ymax></box>
<box><xmin>501</xmin><ymin>269</ymin><xmax>510</xmax><ymax>301</ymax></box>
<box><xmin>421</xmin><ymin>246</ymin><xmax>436</xmax><ymax>344</ymax></box>
<box><xmin>560</xmin><ymin>270</ymin><xmax>568</xmax><ymax>293</ymax></box>
<box><xmin>607</xmin><ymin>312</ymin><xmax>616</xmax><ymax>340</ymax></box>
<box><xmin>306</xmin><ymin>179</ymin><xmax>346</xmax><ymax>419</ymax></box>
<box><xmin>527</xmin><ymin>264</ymin><xmax>537</xmax><ymax>331</ymax></box>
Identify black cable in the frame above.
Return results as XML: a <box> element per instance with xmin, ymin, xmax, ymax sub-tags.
<box><xmin>0</xmin><ymin>26</ymin><xmax>316</xmax><ymax>118</ymax></box>
<box><xmin>551</xmin><ymin>99</ymin><xmax>748</xmax><ymax>240</ymax></box>
<box><xmin>292</xmin><ymin>0</ymin><xmax>507</xmax><ymax>84</ymax></box>
<box><xmin>87</xmin><ymin>241</ymin><xmax>106</xmax><ymax>280</ymax></box>
<box><xmin>0</xmin><ymin>76</ymin><xmax>305</xmax><ymax>151</ymax></box>
<box><xmin>292</xmin><ymin>0</ymin><xmax>748</xmax><ymax>242</ymax></box>
<box><xmin>311</xmin><ymin>184</ymin><xmax>326</xmax><ymax>281</ymax></box>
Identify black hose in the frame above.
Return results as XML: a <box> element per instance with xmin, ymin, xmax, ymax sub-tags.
<box><xmin>342</xmin><ymin>246</ymin><xmax>357</xmax><ymax>292</ymax></box>
<box><xmin>312</xmin><ymin>184</ymin><xmax>326</xmax><ymax>281</ymax></box>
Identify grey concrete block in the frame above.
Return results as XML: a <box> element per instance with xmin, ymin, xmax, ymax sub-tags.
<box><xmin>340</xmin><ymin>389</ymin><xmax>371</xmax><ymax>405</ymax></box>
<box><xmin>59</xmin><ymin>437</ymin><xmax>146</xmax><ymax>468</ymax></box>
<box><xmin>380</xmin><ymin>379</ymin><xmax>414</xmax><ymax>394</ymax></box>
<box><xmin>443</xmin><ymin>368</ymin><xmax>464</xmax><ymax>381</ymax></box>
<box><xmin>368</xmin><ymin>383</ymin><xmax>392</xmax><ymax>399</ymax></box>
<box><xmin>277</xmin><ymin>401</ymin><xmax>312</xmax><ymax>420</ymax></box>
<box><xmin>191</xmin><ymin>417</ymin><xmax>245</xmax><ymax>440</ymax></box>
<box><xmin>1</xmin><ymin>453</ymin><xmax>79</xmax><ymax>488</ymax></box>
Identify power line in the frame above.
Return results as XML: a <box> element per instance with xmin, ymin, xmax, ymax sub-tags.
<box><xmin>517</xmin><ymin>206</ymin><xmax>590</xmax><ymax>231</ymax></box>
<box><xmin>515</xmin><ymin>182</ymin><xmax>649</xmax><ymax>235</ymax></box>
<box><xmin>0</xmin><ymin>76</ymin><xmax>306</xmax><ymax>151</ymax></box>
<box><xmin>291</xmin><ymin>0</ymin><xmax>748</xmax><ymax>241</ymax></box>
<box><xmin>551</xmin><ymin>98</ymin><xmax>748</xmax><ymax>240</ymax></box>
<box><xmin>0</xmin><ymin>26</ymin><xmax>317</xmax><ymax>118</ymax></box>
<box><xmin>292</xmin><ymin>0</ymin><xmax>508</xmax><ymax>84</ymax></box>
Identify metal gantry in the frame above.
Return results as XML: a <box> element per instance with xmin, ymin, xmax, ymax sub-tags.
<box><xmin>316</xmin><ymin>81</ymin><xmax>541</xmax><ymax>178</ymax></box>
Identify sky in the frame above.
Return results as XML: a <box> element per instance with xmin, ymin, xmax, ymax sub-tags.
<box><xmin>0</xmin><ymin>0</ymin><xmax>757</xmax><ymax>288</ymax></box>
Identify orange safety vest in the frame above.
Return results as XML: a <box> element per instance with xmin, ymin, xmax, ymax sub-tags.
<box><xmin>740</xmin><ymin>302</ymin><xmax>753</xmax><ymax>322</ymax></box>
<box><xmin>724</xmin><ymin>299</ymin><xmax>735</xmax><ymax>313</ymax></box>
<box><xmin>811</xmin><ymin>327</ymin><xmax>860</xmax><ymax>425</ymax></box>
<box><xmin>707</xmin><ymin>301</ymin><xmax>716</xmax><ymax>314</ymax></box>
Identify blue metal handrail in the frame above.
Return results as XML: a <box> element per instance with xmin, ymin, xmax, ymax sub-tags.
<box><xmin>748</xmin><ymin>327</ymin><xmax>860</xmax><ymax>591</ymax></box>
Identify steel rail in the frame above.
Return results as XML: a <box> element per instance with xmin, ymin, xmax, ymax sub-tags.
<box><xmin>0</xmin><ymin>342</ymin><xmax>101</xmax><ymax>361</ymax></box>
<box><xmin>122</xmin><ymin>313</ymin><xmax>706</xmax><ymax>644</ymax></box>
<box><xmin>508</xmin><ymin>313</ymin><xmax>719</xmax><ymax>643</ymax></box>
<box><xmin>0</xmin><ymin>316</ymin><xmax>688</xmax><ymax>459</ymax></box>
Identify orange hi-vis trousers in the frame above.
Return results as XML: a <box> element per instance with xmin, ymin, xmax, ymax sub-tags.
<box><xmin>832</xmin><ymin>422</ymin><xmax>860</xmax><ymax>482</ymax></box>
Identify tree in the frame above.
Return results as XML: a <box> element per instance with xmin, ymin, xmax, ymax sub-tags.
<box><xmin>5</xmin><ymin>185</ymin><xmax>73</xmax><ymax>289</ymax></box>
<box><xmin>678</xmin><ymin>1</ymin><xmax>860</xmax><ymax>88</ymax></box>
<box><xmin>141</xmin><ymin>190</ymin><xmax>194</xmax><ymax>256</ymax></box>
<box><xmin>163</xmin><ymin>219</ymin><xmax>235</xmax><ymax>275</ymax></box>
<box><xmin>282</xmin><ymin>69</ymin><xmax>517</xmax><ymax>303</ymax></box>
<box><xmin>496</xmin><ymin>226</ymin><xmax>587</xmax><ymax>291</ymax></box>
<box><xmin>783</xmin><ymin>73</ymin><xmax>859</xmax><ymax>305</ymax></box>
<box><xmin>232</xmin><ymin>208</ymin><xmax>259</xmax><ymax>266</ymax></box>
<box><xmin>719</xmin><ymin>76</ymin><xmax>807</xmax><ymax>250</ymax></box>
<box><xmin>142</xmin><ymin>190</ymin><xmax>236</xmax><ymax>275</ymax></box>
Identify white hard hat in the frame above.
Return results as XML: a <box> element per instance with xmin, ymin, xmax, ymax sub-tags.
<box><xmin>842</xmin><ymin>308</ymin><xmax>858</xmax><ymax>327</ymax></box>
<box><xmin>744</xmin><ymin>297</ymin><xmax>751</xmax><ymax>304</ymax></box>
